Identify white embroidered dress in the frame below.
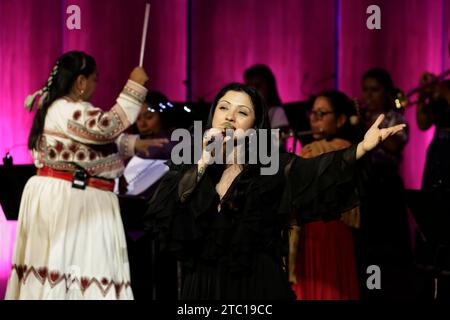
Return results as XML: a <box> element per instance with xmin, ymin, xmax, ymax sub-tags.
<box><xmin>5</xmin><ymin>80</ymin><xmax>147</xmax><ymax>300</ymax></box>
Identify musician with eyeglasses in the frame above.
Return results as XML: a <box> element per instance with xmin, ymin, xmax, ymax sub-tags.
<box><xmin>289</xmin><ymin>90</ymin><xmax>361</xmax><ymax>300</ymax></box>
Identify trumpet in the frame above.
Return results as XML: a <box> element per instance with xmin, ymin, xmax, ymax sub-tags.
<box><xmin>350</xmin><ymin>92</ymin><xmax>405</xmax><ymax>127</ymax></box>
<box><xmin>393</xmin><ymin>88</ymin><xmax>408</xmax><ymax>109</ymax></box>
<box><xmin>407</xmin><ymin>69</ymin><xmax>450</xmax><ymax>98</ymax></box>
<box><xmin>396</xmin><ymin>69</ymin><xmax>450</xmax><ymax>108</ymax></box>
<box><xmin>352</xmin><ymin>70</ymin><xmax>450</xmax><ymax>112</ymax></box>
<box><xmin>352</xmin><ymin>88</ymin><xmax>425</xmax><ymax>113</ymax></box>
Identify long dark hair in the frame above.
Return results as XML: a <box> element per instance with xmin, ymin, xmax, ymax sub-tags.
<box><xmin>144</xmin><ymin>91</ymin><xmax>176</xmax><ymax>131</ymax></box>
<box><xmin>362</xmin><ymin>67</ymin><xmax>394</xmax><ymax>93</ymax></box>
<box><xmin>316</xmin><ymin>90</ymin><xmax>358</xmax><ymax>143</ymax></box>
<box><xmin>205</xmin><ymin>83</ymin><xmax>274</xmax><ymax>214</ymax></box>
<box><xmin>362</xmin><ymin>67</ymin><xmax>396</xmax><ymax>112</ymax></box>
<box><xmin>28</xmin><ymin>51</ymin><xmax>96</xmax><ymax>150</ymax></box>
<box><xmin>206</xmin><ymin>82</ymin><xmax>270</xmax><ymax>131</ymax></box>
<box><xmin>206</xmin><ymin>82</ymin><xmax>272</xmax><ymax>169</ymax></box>
<box><xmin>244</xmin><ymin>64</ymin><xmax>282</xmax><ymax>107</ymax></box>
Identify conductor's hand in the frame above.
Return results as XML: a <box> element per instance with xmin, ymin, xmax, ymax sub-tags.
<box><xmin>130</xmin><ymin>67</ymin><xmax>149</xmax><ymax>86</ymax></box>
<box><xmin>135</xmin><ymin>138</ymin><xmax>169</xmax><ymax>157</ymax></box>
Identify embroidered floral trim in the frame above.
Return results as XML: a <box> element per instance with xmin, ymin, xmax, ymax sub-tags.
<box><xmin>67</xmin><ymin>105</ymin><xmax>129</xmax><ymax>143</ymax></box>
<box><xmin>11</xmin><ymin>264</ymin><xmax>131</xmax><ymax>299</ymax></box>
<box><xmin>122</xmin><ymin>81</ymin><xmax>146</xmax><ymax>103</ymax></box>
<box><xmin>117</xmin><ymin>134</ymin><xmax>136</xmax><ymax>158</ymax></box>
<box><xmin>40</xmin><ymin>131</ymin><xmax>125</xmax><ymax>176</ymax></box>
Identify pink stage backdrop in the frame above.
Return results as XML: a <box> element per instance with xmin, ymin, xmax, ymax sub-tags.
<box><xmin>1</xmin><ymin>3</ymin><xmax>450</xmax><ymax>295</ymax></box>
<box><xmin>2</xmin><ymin>0</ymin><xmax>447</xmax><ymax>186</ymax></box>
<box><xmin>0</xmin><ymin>0</ymin><xmax>187</xmax><ymax>165</ymax></box>
<box><xmin>338</xmin><ymin>0</ymin><xmax>447</xmax><ymax>189</ymax></box>
<box><xmin>190</xmin><ymin>0</ymin><xmax>336</xmax><ymax>102</ymax></box>
<box><xmin>0</xmin><ymin>0</ymin><xmax>62</xmax><ymax>164</ymax></box>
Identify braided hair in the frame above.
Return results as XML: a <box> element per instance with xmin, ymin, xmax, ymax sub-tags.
<box><xmin>27</xmin><ymin>51</ymin><xmax>96</xmax><ymax>150</ymax></box>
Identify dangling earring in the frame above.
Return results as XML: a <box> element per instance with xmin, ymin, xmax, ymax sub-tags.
<box><xmin>79</xmin><ymin>90</ymin><xmax>85</xmax><ymax>99</ymax></box>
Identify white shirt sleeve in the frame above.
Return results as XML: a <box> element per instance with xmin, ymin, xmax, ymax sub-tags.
<box><xmin>48</xmin><ymin>80</ymin><xmax>147</xmax><ymax>145</ymax></box>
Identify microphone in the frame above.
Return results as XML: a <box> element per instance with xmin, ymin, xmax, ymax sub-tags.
<box><xmin>206</xmin><ymin>123</ymin><xmax>236</xmax><ymax>146</ymax></box>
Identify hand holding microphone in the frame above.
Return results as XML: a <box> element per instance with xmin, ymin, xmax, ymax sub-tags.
<box><xmin>198</xmin><ymin>123</ymin><xmax>236</xmax><ymax>169</ymax></box>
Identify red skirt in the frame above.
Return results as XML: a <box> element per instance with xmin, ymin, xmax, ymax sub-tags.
<box><xmin>292</xmin><ymin>220</ymin><xmax>359</xmax><ymax>300</ymax></box>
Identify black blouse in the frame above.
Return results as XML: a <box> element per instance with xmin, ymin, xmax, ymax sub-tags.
<box><xmin>143</xmin><ymin>145</ymin><xmax>362</xmax><ymax>275</ymax></box>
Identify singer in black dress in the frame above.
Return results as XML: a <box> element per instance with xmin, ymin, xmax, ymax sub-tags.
<box><xmin>143</xmin><ymin>83</ymin><xmax>406</xmax><ymax>300</ymax></box>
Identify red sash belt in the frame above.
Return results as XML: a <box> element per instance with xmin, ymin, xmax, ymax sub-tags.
<box><xmin>37</xmin><ymin>166</ymin><xmax>115</xmax><ymax>192</ymax></box>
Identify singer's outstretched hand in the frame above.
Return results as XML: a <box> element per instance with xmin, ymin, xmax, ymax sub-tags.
<box><xmin>356</xmin><ymin>114</ymin><xmax>406</xmax><ymax>159</ymax></box>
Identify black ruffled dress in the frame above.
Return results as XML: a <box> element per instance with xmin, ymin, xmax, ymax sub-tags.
<box><xmin>143</xmin><ymin>145</ymin><xmax>361</xmax><ymax>300</ymax></box>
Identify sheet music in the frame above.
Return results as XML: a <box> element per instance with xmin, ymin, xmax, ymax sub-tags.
<box><xmin>117</xmin><ymin>156</ymin><xmax>169</xmax><ymax>196</ymax></box>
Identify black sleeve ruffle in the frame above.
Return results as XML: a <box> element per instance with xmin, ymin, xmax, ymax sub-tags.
<box><xmin>143</xmin><ymin>162</ymin><xmax>219</xmax><ymax>262</ymax></box>
<box><xmin>143</xmin><ymin>146</ymin><xmax>366</xmax><ymax>272</ymax></box>
<box><xmin>143</xmin><ymin>161</ymin><xmax>289</xmax><ymax>274</ymax></box>
<box><xmin>282</xmin><ymin>144</ymin><xmax>366</xmax><ymax>224</ymax></box>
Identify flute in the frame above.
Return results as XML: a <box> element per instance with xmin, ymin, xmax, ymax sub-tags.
<box><xmin>282</xmin><ymin>128</ymin><xmax>323</xmax><ymax>138</ymax></box>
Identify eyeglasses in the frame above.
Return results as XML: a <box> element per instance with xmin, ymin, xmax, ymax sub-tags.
<box><xmin>308</xmin><ymin>110</ymin><xmax>334</xmax><ymax>120</ymax></box>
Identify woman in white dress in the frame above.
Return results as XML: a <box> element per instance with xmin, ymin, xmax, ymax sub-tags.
<box><xmin>5</xmin><ymin>51</ymin><xmax>165</xmax><ymax>300</ymax></box>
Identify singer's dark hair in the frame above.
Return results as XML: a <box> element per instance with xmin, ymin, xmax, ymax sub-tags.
<box><xmin>206</xmin><ymin>82</ymin><xmax>273</xmax><ymax>172</ymax></box>
<box><xmin>206</xmin><ymin>82</ymin><xmax>270</xmax><ymax>131</ymax></box>
<box><xmin>205</xmin><ymin>83</ymin><xmax>277</xmax><ymax>214</ymax></box>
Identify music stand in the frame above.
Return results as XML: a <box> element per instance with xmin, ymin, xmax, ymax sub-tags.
<box><xmin>0</xmin><ymin>164</ymin><xmax>36</xmax><ymax>220</ymax></box>
<box><xmin>283</xmin><ymin>100</ymin><xmax>314</xmax><ymax>148</ymax></box>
